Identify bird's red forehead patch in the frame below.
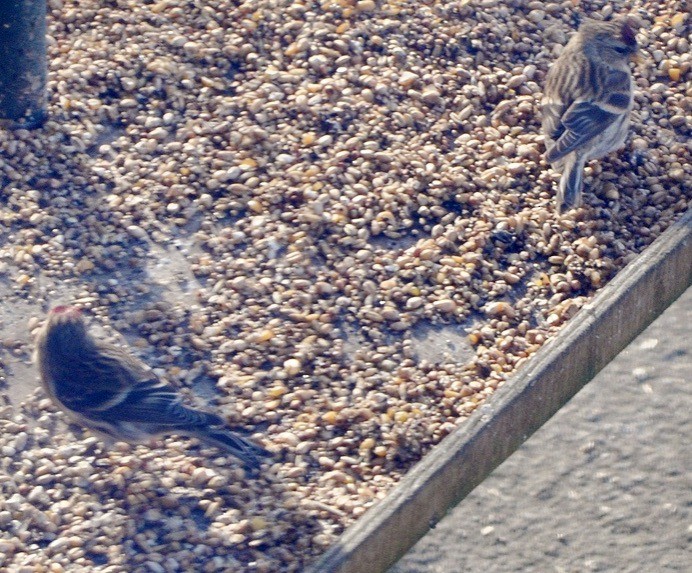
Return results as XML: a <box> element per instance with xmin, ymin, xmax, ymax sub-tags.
<box><xmin>51</xmin><ymin>305</ymin><xmax>81</xmax><ymax>315</ymax></box>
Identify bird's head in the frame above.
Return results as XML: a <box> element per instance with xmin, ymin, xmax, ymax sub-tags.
<box><xmin>581</xmin><ymin>16</ymin><xmax>640</xmax><ymax>64</ymax></box>
<box><xmin>44</xmin><ymin>306</ymin><xmax>89</xmax><ymax>347</ymax></box>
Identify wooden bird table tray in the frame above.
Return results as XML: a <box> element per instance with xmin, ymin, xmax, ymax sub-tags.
<box><xmin>307</xmin><ymin>207</ymin><xmax>691</xmax><ymax>573</ymax></box>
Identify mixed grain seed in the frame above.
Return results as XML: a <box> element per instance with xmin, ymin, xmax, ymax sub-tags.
<box><xmin>0</xmin><ymin>0</ymin><xmax>690</xmax><ymax>571</ymax></box>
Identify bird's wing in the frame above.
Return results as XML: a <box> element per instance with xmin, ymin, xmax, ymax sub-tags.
<box><xmin>52</xmin><ymin>345</ymin><xmax>149</xmax><ymax>412</ymax></box>
<box><xmin>546</xmin><ymin>68</ymin><xmax>631</xmax><ymax>163</ymax></box>
<box><xmin>545</xmin><ymin>100</ymin><xmax>620</xmax><ymax>163</ymax></box>
<box><xmin>99</xmin><ymin>378</ymin><xmax>216</xmax><ymax>428</ymax></box>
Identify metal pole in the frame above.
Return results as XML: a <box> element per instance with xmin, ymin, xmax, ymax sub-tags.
<box><xmin>0</xmin><ymin>0</ymin><xmax>47</xmax><ymax>128</ymax></box>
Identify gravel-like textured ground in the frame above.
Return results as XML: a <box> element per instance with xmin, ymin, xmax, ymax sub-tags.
<box><xmin>390</xmin><ymin>286</ymin><xmax>691</xmax><ymax>573</ymax></box>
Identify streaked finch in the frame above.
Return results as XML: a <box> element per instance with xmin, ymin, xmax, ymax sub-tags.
<box><xmin>542</xmin><ymin>16</ymin><xmax>639</xmax><ymax>213</ymax></box>
<box><xmin>35</xmin><ymin>306</ymin><xmax>271</xmax><ymax>472</ymax></box>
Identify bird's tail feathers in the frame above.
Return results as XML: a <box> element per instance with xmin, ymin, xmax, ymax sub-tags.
<box><xmin>192</xmin><ymin>427</ymin><xmax>271</xmax><ymax>473</ymax></box>
<box><xmin>557</xmin><ymin>155</ymin><xmax>585</xmax><ymax>214</ymax></box>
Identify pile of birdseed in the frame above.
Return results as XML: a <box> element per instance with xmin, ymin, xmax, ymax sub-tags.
<box><xmin>0</xmin><ymin>0</ymin><xmax>689</xmax><ymax>571</ymax></box>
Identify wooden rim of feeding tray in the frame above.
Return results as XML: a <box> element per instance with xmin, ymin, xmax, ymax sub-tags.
<box><xmin>307</xmin><ymin>207</ymin><xmax>692</xmax><ymax>573</ymax></box>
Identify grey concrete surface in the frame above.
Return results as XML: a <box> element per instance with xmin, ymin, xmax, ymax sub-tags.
<box><xmin>389</xmin><ymin>287</ymin><xmax>691</xmax><ymax>573</ymax></box>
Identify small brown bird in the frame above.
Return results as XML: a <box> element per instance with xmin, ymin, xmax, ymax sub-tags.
<box><xmin>542</xmin><ymin>16</ymin><xmax>640</xmax><ymax>213</ymax></box>
<box><xmin>35</xmin><ymin>306</ymin><xmax>270</xmax><ymax>472</ymax></box>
